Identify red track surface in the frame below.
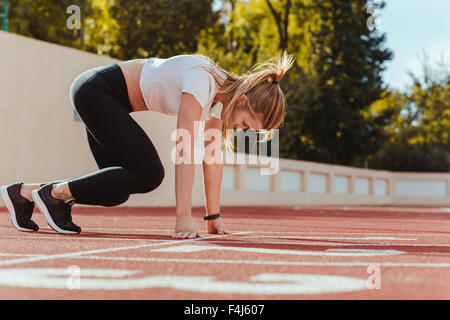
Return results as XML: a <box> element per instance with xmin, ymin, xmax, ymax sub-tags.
<box><xmin>0</xmin><ymin>205</ymin><xmax>449</xmax><ymax>299</ymax></box>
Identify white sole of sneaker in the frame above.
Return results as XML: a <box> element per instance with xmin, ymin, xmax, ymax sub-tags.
<box><xmin>0</xmin><ymin>185</ymin><xmax>35</xmax><ymax>232</ymax></box>
<box><xmin>32</xmin><ymin>189</ymin><xmax>78</xmax><ymax>234</ymax></box>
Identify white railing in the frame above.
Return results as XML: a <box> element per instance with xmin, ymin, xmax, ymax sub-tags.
<box><xmin>219</xmin><ymin>153</ymin><xmax>450</xmax><ymax>206</ymax></box>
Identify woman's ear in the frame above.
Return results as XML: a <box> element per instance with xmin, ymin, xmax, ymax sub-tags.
<box><xmin>238</xmin><ymin>94</ymin><xmax>248</xmax><ymax>105</ymax></box>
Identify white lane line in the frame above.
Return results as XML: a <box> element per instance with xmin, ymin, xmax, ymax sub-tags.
<box><xmin>3</xmin><ymin>224</ymin><xmax>445</xmax><ymax>237</ymax></box>
<box><xmin>3</xmin><ymin>252</ymin><xmax>450</xmax><ymax>268</ymax></box>
<box><xmin>199</xmin><ymin>240</ymin><xmax>450</xmax><ymax>247</ymax></box>
<box><xmin>1</xmin><ymin>238</ymin><xmax>449</xmax><ymax>261</ymax></box>
<box><xmin>242</xmin><ymin>232</ymin><xmax>450</xmax><ymax>236</ymax></box>
<box><xmin>0</xmin><ymin>225</ymin><xmax>174</xmax><ymax>233</ymax></box>
<box><xmin>152</xmin><ymin>245</ymin><xmax>405</xmax><ymax>256</ymax></box>
<box><xmin>0</xmin><ymin>253</ymin><xmax>42</xmax><ymax>257</ymax></box>
<box><xmin>83</xmin><ymin>228</ymin><xmax>175</xmax><ymax>232</ymax></box>
<box><xmin>0</xmin><ymin>235</ymin><xmax>170</xmax><ymax>242</ymax></box>
<box><xmin>58</xmin><ymin>228</ymin><xmax>450</xmax><ymax>237</ymax></box>
<box><xmin>71</xmin><ymin>255</ymin><xmax>450</xmax><ymax>268</ymax></box>
<box><xmin>0</xmin><ymin>232</ymin><xmax>251</xmax><ymax>267</ymax></box>
<box><xmin>245</xmin><ymin>235</ymin><xmax>417</xmax><ymax>241</ymax></box>
<box><xmin>0</xmin><ymin>234</ymin><xmax>421</xmax><ymax>242</ymax></box>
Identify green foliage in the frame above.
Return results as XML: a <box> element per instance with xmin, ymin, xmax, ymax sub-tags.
<box><xmin>110</xmin><ymin>0</ymin><xmax>218</xmax><ymax>59</ymax></box>
<box><xmin>83</xmin><ymin>0</ymin><xmax>119</xmax><ymax>56</ymax></box>
<box><xmin>369</xmin><ymin>141</ymin><xmax>449</xmax><ymax>172</ymax></box>
<box><xmin>367</xmin><ymin>65</ymin><xmax>450</xmax><ymax>172</ymax></box>
<box><xmin>278</xmin><ymin>0</ymin><xmax>393</xmax><ymax>167</ymax></box>
<box><xmin>8</xmin><ymin>0</ymin><xmax>93</xmax><ymax>50</ymax></box>
<box><xmin>8</xmin><ymin>0</ymin><xmax>218</xmax><ymax>59</ymax></box>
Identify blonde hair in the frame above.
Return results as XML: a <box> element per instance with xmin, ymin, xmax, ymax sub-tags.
<box><xmin>189</xmin><ymin>50</ymin><xmax>296</xmax><ymax>151</ymax></box>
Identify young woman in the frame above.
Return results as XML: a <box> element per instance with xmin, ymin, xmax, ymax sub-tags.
<box><xmin>0</xmin><ymin>51</ymin><xmax>295</xmax><ymax>239</ymax></box>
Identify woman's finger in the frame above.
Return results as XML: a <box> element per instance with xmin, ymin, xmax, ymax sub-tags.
<box><xmin>173</xmin><ymin>232</ymin><xmax>188</xmax><ymax>239</ymax></box>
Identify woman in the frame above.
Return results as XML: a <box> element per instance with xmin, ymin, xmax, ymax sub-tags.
<box><xmin>0</xmin><ymin>51</ymin><xmax>295</xmax><ymax>239</ymax></box>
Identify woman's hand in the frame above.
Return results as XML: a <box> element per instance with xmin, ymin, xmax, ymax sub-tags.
<box><xmin>173</xmin><ymin>215</ymin><xmax>201</xmax><ymax>239</ymax></box>
<box><xmin>206</xmin><ymin>217</ymin><xmax>230</xmax><ymax>235</ymax></box>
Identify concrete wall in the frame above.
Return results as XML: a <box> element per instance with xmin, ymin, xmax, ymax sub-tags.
<box><xmin>1</xmin><ymin>31</ymin><xmax>449</xmax><ymax>208</ymax></box>
<box><xmin>0</xmin><ymin>31</ymin><xmax>179</xmax><ymax>207</ymax></box>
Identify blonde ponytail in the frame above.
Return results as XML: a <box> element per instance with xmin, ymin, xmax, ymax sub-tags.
<box><xmin>189</xmin><ymin>50</ymin><xmax>296</xmax><ymax>151</ymax></box>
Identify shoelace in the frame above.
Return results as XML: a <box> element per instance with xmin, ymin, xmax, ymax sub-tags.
<box><xmin>65</xmin><ymin>199</ymin><xmax>76</xmax><ymax>206</ymax></box>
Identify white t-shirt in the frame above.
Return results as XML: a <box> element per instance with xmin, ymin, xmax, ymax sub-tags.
<box><xmin>139</xmin><ymin>55</ymin><xmax>226</xmax><ymax>121</ymax></box>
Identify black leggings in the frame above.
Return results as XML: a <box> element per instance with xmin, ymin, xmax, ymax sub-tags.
<box><xmin>42</xmin><ymin>64</ymin><xmax>165</xmax><ymax>207</ymax></box>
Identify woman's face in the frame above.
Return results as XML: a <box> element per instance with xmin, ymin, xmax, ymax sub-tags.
<box><xmin>231</xmin><ymin>95</ymin><xmax>264</xmax><ymax>131</ymax></box>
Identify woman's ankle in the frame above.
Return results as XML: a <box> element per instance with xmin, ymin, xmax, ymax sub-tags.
<box><xmin>51</xmin><ymin>183</ymin><xmax>74</xmax><ymax>202</ymax></box>
<box><xmin>19</xmin><ymin>184</ymin><xmax>40</xmax><ymax>202</ymax></box>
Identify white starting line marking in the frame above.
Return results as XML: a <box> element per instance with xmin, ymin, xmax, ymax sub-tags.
<box><xmin>72</xmin><ymin>255</ymin><xmax>450</xmax><ymax>268</ymax></box>
<box><xmin>0</xmin><ymin>235</ymin><xmax>169</xmax><ymax>242</ymax></box>
<box><xmin>74</xmin><ymin>229</ymin><xmax>450</xmax><ymax>237</ymax></box>
<box><xmin>0</xmin><ymin>234</ymin><xmax>419</xmax><ymax>242</ymax></box>
<box><xmin>0</xmin><ymin>232</ymin><xmax>251</xmax><ymax>267</ymax></box>
<box><xmin>200</xmin><ymin>240</ymin><xmax>450</xmax><ymax>248</ymax></box>
<box><xmin>245</xmin><ymin>235</ymin><xmax>417</xmax><ymax>241</ymax></box>
<box><xmin>152</xmin><ymin>245</ymin><xmax>405</xmax><ymax>256</ymax></box>
<box><xmin>242</xmin><ymin>231</ymin><xmax>450</xmax><ymax>237</ymax></box>
<box><xmin>2</xmin><ymin>235</ymin><xmax>448</xmax><ymax>248</ymax></box>
<box><xmin>2</xmin><ymin>252</ymin><xmax>450</xmax><ymax>268</ymax></box>
<box><xmin>83</xmin><ymin>228</ymin><xmax>175</xmax><ymax>232</ymax></box>
<box><xmin>0</xmin><ymin>253</ymin><xmax>42</xmax><ymax>257</ymax></box>
<box><xmin>0</xmin><ymin>268</ymin><xmax>368</xmax><ymax>294</ymax></box>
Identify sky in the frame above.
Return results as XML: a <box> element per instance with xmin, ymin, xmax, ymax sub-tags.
<box><xmin>378</xmin><ymin>0</ymin><xmax>450</xmax><ymax>91</ymax></box>
<box><xmin>213</xmin><ymin>0</ymin><xmax>450</xmax><ymax>92</ymax></box>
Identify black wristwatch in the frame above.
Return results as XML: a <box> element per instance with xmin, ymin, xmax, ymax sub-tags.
<box><xmin>204</xmin><ymin>213</ymin><xmax>221</xmax><ymax>221</ymax></box>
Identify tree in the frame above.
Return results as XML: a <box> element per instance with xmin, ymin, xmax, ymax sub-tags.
<box><xmin>8</xmin><ymin>0</ymin><xmax>220</xmax><ymax>60</ymax></box>
<box><xmin>265</xmin><ymin>0</ymin><xmax>291</xmax><ymax>50</ymax></box>
<box><xmin>279</xmin><ymin>0</ymin><xmax>393</xmax><ymax>167</ymax></box>
<box><xmin>110</xmin><ymin>0</ymin><xmax>219</xmax><ymax>60</ymax></box>
<box><xmin>368</xmin><ymin>58</ymin><xmax>450</xmax><ymax>172</ymax></box>
<box><xmin>8</xmin><ymin>0</ymin><xmax>94</xmax><ymax>50</ymax></box>
<box><xmin>199</xmin><ymin>0</ymin><xmax>395</xmax><ymax>166</ymax></box>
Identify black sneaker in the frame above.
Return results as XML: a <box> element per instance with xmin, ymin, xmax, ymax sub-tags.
<box><xmin>0</xmin><ymin>182</ymin><xmax>39</xmax><ymax>232</ymax></box>
<box><xmin>32</xmin><ymin>184</ymin><xmax>81</xmax><ymax>234</ymax></box>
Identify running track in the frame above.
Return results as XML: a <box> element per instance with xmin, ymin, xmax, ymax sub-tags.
<box><xmin>0</xmin><ymin>205</ymin><xmax>449</xmax><ymax>299</ymax></box>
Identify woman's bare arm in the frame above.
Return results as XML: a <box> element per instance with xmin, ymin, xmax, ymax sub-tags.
<box><xmin>202</xmin><ymin>117</ymin><xmax>223</xmax><ymax>215</ymax></box>
<box><xmin>202</xmin><ymin>117</ymin><xmax>230</xmax><ymax>234</ymax></box>
<box><xmin>172</xmin><ymin>93</ymin><xmax>202</xmax><ymax>239</ymax></box>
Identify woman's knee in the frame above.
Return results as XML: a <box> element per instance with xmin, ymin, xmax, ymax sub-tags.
<box><xmin>70</xmin><ymin>73</ymin><xmax>104</xmax><ymax>118</ymax></box>
<box><xmin>102</xmin><ymin>194</ymin><xmax>130</xmax><ymax>207</ymax></box>
<box><xmin>138</xmin><ymin>165</ymin><xmax>165</xmax><ymax>193</ymax></box>
<box><xmin>70</xmin><ymin>72</ymin><xmax>93</xmax><ymax>111</ymax></box>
